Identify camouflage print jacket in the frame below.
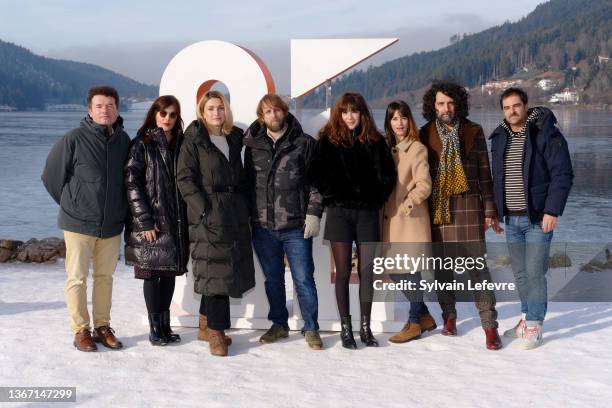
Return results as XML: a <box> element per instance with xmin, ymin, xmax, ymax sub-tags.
<box><xmin>243</xmin><ymin>113</ymin><xmax>323</xmax><ymax>231</ymax></box>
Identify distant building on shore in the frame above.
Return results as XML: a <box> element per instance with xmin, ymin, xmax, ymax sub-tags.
<box><xmin>549</xmin><ymin>88</ymin><xmax>580</xmax><ymax>104</ymax></box>
<box><xmin>45</xmin><ymin>104</ymin><xmax>87</xmax><ymax>112</ymax></box>
<box><xmin>481</xmin><ymin>79</ymin><xmax>523</xmax><ymax>95</ymax></box>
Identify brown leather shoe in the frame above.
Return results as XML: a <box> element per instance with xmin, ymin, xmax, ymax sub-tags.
<box><xmin>208</xmin><ymin>329</ymin><xmax>229</xmax><ymax>357</ymax></box>
<box><xmin>419</xmin><ymin>314</ymin><xmax>437</xmax><ymax>332</ymax></box>
<box><xmin>389</xmin><ymin>322</ymin><xmax>422</xmax><ymax>343</ymax></box>
<box><xmin>198</xmin><ymin>314</ymin><xmax>232</xmax><ymax>346</ymax></box>
<box><xmin>73</xmin><ymin>329</ymin><xmax>97</xmax><ymax>352</ymax></box>
<box><xmin>441</xmin><ymin>318</ymin><xmax>457</xmax><ymax>336</ymax></box>
<box><xmin>93</xmin><ymin>326</ymin><xmax>123</xmax><ymax>349</ymax></box>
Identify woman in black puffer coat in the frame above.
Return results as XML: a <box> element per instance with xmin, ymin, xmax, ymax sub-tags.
<box><xmin>124</xmin><ymin>95</ymin><xmax>189</xmax><ymax>346</ymax></box>
<box><xmin>177</xmin><ymin>90</ymin><xmax>255</xmax><ymax>357</ymax></box>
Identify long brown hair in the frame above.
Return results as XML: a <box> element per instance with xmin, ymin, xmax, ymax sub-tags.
<box><xmin>138</xmin><ymin>95</ymin><xmax>183</xmax><ymax>138</ymax></box>
<box><xmin>318</xmin><ymin>92</ymin><xmax>381</xmax><ymax>147</ymax></box>
<box><xmin>384</xmin><ymin>100</ymin><xmax>419</xmax><ymax>147</ymax></box>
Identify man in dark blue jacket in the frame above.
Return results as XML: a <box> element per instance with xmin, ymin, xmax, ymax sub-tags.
<box><xmin>42</xmin><ymin>86</ymin><xmax>130</xmax><ymax>352</ymax></box>
<box><xmin>489</xmin><ymin>87</ymin><xmax>573</xmax><ymax>349</ymax></box>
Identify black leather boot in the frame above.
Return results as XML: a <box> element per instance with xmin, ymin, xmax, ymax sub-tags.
<box><xmin>148</xmin><ymin>313</ymin><xmax>169</xmax><ymax>346</ymax></box>
<box><xmin>340</xmin><ymin>315</ymin><xmax>357</xmax><ymax>349</ymax></box>
<box><xmin>161</xmin><ymin>310</ymin><xmax>181</xmax><ymax>343</ymax></box>
<box><xmin>359</xmin><ymin>314</ymin><xmax>379</xmax><ymax>347</ymax></box>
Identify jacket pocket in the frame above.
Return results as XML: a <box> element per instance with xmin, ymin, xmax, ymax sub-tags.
<box><xmin>529</xmin><ymin>182</ymin><xmax>550</xmax><ymax>211</ymax></box>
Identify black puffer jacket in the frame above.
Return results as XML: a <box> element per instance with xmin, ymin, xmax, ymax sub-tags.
<box><xmin>177</xmin><ymin>120</ymin><xmax>255</xmax><ymax>297</ymax></box>
<box><xmin>124</xmin><ymin>128</ymin><xmax>189</xmax><ymax>276</ymax></box>
<box><xmin>308</xmin><ymin>133</ymin><xmax>397</xmax><ymax>209</ymax></box>
<box><xmin>243</xmin><ymin>113</ymin><xmax>323</xmax><ymax>231</ymax></box>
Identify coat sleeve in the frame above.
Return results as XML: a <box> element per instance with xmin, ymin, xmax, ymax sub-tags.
<box><xmin>307</xmin><ymin>138</ymin><xmax>333</xmax><ymax>197</ymax></box>
<box><xmin>475</xmin><ymin>127</ymin><xmax>497</xmax><ymax>218</ymax></box>
<box><xmin>377</xmin><ymin>139</ymin><xmax>398</xmax><ymax>203</ymax></box>
<box><xmin>41</xmin><ymin>133</ymin><xmax>74</xmax><ymax>205</ymax></box>
<box><xmin>402</xmin><ymin>144</ymin><xmax>432</xmax><ymax>216</ymax></box>
<box><xmin>543</xmin><ymin>128</ymin><xmax>574</xmax><ymax>217</ymax></box>
<box><xmin>242</xmin><ymin>145</ymin><xmax>256</xmax><ymax>213</ymax></box>
<box><xmin>177</xmin><ymin>138</ymin><xmax>210</xmax><ymax>219</ymax></box>
<box><xmin>303</xmin><ymin>136</ymin><xmax>323</xmax><ymax>217</ymax></box>
<box><xmin>124</xmin><ymin>141</ymin><xmax>155</xmax><ymax>231</ymax></box>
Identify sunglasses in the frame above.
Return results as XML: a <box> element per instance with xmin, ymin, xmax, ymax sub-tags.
<box><xmin>159</xmin><ymin>110</ymin><xmax>177</xmax><ymax>119</ymax></box>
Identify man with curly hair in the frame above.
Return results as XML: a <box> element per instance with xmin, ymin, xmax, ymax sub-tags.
<box><xmin>420</xmin><ymin>81</ymin><xmax>503</xmax><ymax>350</ymax></box>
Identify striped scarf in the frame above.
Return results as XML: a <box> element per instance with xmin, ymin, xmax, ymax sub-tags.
<box><xmin>432</xmin><ymin>119</ymin><xmax>469</xmax><ymax>225</ymax></box>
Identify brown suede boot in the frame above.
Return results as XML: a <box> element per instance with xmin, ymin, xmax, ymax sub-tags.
<box><xmin>208</xmin><ymin>330</ymin><xmax>229</xmax><ymax>357</ymax></box>
<box><xmin>388</xmin><ymin>322</ymin><xmax>422</xmax><ymax>343</ymax></box>
<box><xmin>198</xmin><ymin>314</ymin><xmax>232</xmax><ymax>346</ymax></box>
<box><xmin>419</xmin><ymin>314</ymin><xmax>437</xmax><ymax>332</ymax></box>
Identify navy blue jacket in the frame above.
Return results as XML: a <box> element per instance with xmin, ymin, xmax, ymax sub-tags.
<box><xmin>489</xmin><ymin>107</ymin><xmax>574</xmax><ymax>223</ymax></box>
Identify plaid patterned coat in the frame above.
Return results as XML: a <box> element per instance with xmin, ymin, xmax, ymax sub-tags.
<box><xmin>420</xmin><ymin>119</ymin><xmax>497</xmax><ymax>243</ymax></box>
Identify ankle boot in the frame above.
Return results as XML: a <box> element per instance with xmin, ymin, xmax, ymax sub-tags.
<box><xmin>441</xmin><ymin>318</ymin><xmax>457</xmax><ymax>336</ymax></box>
<box><xmin>340</xmin><ymin>315</ymin><xmax>357</xmax><ymax>349</ymax></box>
<box><xmin>161</xmin><ymin>311</ymin><xmax>181</xmax><ymax>343</ymax></box>
<box><xmin>198</xmin><ymin>314</ymin><xmax>232</xmax><ymax>346</ymax></box>
<box><xmin>208</xmin><ymin>329</ymin><xmax>229</xmax><ymax>357</ymax></box>
<box><xmin>359</xmin><ymin>314</ymin><xmax>379</xmax><ymax>347</ymax></box>
<box><xmin>148</xmin><ymin>313</ymin><xmax>169</xmax><ymax>346</ymax></box>
<box><xmin>485</xmin><ymin>327</ymin><xmax>503</xmax><ymax>350</ymax></box>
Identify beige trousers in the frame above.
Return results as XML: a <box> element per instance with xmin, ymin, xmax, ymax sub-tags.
<box><xmin>63</xmin><ymin>231</ymin><xmax>121</xmax><ymax>333</ymax></box>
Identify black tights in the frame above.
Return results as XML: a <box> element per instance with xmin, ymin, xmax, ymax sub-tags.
<box><xmin>330</xmin><ymin>241</ymin><xmax>375</xmax><ymax>319</ymax></box>
<box><xmin>143</xmin><ymin>277</ymin><xmax>176</xmax><ymax>314</ymax></box>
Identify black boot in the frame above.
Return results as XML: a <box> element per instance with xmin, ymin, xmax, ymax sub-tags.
<box><xmin>148</xmin><ymin>313</ymin><xmax>169</xmax><ymax>346</ymax></box>
<box><xmin>340</xmin><ymin>315</ymin><xmax>357</xmax><ymax>349</ymax></box>
<box><xmin>359</xmin><ymin>314</ymin><xmax>379</xmax><ymax>347</ymax></box>
<box><xmin>161</xmin><ymin>310</ymin><xmax>181</xmax><ymax>343</ymax></box>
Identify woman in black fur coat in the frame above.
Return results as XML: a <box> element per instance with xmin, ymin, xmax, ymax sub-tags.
<box><xmin>308</xmin><ymin>92</ymin><xmax>396</xmax><ymax>349</ymax></box>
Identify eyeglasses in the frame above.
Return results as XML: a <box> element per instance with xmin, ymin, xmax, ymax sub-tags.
<box><xmin>159</xmin><ymin>110</ymin><xmax>177</xmax><ymax>119</ymax></box>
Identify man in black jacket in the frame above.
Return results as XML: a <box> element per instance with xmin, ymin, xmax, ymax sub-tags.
<box><xmin>489</xmin><ymin>88</ymin><xmax>573</xmax><ymax>349</ymax></box>
<box><xmin>244</xmin><ymin>94</ymin><xmax>324</xmax><ymax>350</ymax></box>
<box><xmin>42</xmin><ymin>86</ymin><xmax>130</xmax><ymax>352</ymax></box>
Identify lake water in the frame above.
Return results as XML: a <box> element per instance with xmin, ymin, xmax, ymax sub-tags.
<box><xmin>0</xmin><ymin>109</ymin><xmax>610</xmax><ymax>242</ymax></box>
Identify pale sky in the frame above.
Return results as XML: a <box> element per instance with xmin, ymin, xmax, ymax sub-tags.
<box><xmin>1</xmin><ymin>0</ymin><xmax>546</xmax><ymax>92</ymax></box>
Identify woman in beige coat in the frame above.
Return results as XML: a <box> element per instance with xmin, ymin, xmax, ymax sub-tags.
<box><xmin>381</xmin><ymin>101</ymin><xmax>436</xmax><ymax>343</ymax></box>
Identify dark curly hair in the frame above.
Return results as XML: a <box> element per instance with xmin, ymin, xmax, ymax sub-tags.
<box><xmin>422</xmin><ymin>81</ymin><xmax>470</xmax><ymax>122</ymax></box>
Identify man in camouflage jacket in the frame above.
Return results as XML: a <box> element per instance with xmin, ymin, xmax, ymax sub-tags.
<box><xmin>243</xmin><ymin>94</ymin><xmax>323</xmax><ymax>349</ymax></box>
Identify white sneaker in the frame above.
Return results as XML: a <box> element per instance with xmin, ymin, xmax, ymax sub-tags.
<box><xmin>522</xmin><ymin>323</ymin><xmax>543</xmax><ymax>349</ymax></box>
<box><xmin>503</xmin><ymin>319</ymin><xmax>525</xmax><ymax>338</ymax></box>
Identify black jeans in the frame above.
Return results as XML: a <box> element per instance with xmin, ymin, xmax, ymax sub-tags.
<box><xmin>199</xmin><ymin>295</ymin><xmax>231</xmax><ymax>330</ymax></box>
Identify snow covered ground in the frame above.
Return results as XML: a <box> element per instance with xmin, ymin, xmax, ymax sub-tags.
<box><xmin>1</xmin><ymin>261</ymin><xmax>611</xmax><ymax>407</ymax></box>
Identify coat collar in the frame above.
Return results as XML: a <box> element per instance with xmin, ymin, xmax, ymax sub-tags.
<box><xmin>421</xmin><ymin>118</ymin><xmax>480</xmax><ymax>157</ymax></box>
<box><xmin>394</xmin><ymin>137</ymin><xmax>416</xmax><ymax>153</ymax></box>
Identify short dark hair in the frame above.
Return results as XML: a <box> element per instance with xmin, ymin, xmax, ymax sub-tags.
<box><xmin>422</xmin><ymin>81</ymin><xmax>469</xmax><ymax>122</ymax></box>
<box><xmin>87</xmin><ymin>85</ymin><xmax>119</xmax><ymax>108</ymax></box>
<box><xmin>500</xmin><ymin>87</ymin><xmax>528</xmax><ymax>109</ymax></box>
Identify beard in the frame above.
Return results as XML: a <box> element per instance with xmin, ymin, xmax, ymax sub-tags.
<box><xmin>266</xmin><ymin>119</ymin><xmax>285</xmax><ymax>132</ymax></box>
<box><xmin>437</xmin><ymin>112</ymin><xmax>456</xmax><ymax>125</ymax></box>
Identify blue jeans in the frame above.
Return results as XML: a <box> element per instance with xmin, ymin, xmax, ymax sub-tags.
<box><xmin>390</xmin><ymin>273</ymin><xmax>430</xmax><ymax>324</ymax></box>
<box><xmin>505</xmin><ymin>215</ymin><xmax>553</xmax><ymax>323</ymax></box>
<box><xmin>252</xmin><ymin>226</ymin><xmax>319</xmax><ymax>331</ymax></box>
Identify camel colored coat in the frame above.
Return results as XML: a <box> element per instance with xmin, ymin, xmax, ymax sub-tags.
<box><xmin>382</xmin><ymin>139</ymin><xmax>432</xmax><ymax>244</ymax></box>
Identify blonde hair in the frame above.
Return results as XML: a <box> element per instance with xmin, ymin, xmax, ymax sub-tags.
<box><xmin>196</xmin><ymin>90</ymin><xmax>234</xmax><ymax>135</ymax></box>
